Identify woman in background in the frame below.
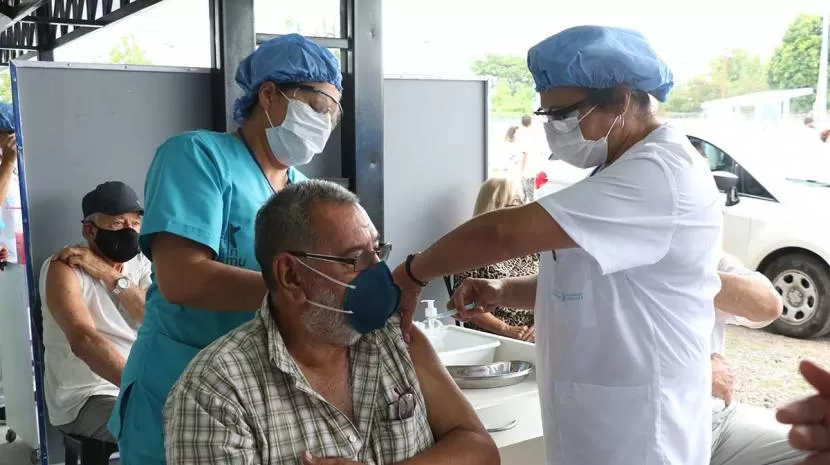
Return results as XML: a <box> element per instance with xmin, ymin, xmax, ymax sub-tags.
<box><xmin>501</xmin><ymin>126</ymin><xmax>521</xmax><ymax>177</ymax></box>
<box><xmin>453</xmin><ymin>177</ymin><xmax>538</xmax><ymax>342</ymax></box>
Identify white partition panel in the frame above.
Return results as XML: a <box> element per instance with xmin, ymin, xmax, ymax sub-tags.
<box><xmin>7</xmin><ymin>61</ymin><xmax>215</xmax><ymax>464</ymax></box>
<box><xmin>383</xmin><ymin>77</ymin><xmax>489</xmax><ymax>318</ymax></box>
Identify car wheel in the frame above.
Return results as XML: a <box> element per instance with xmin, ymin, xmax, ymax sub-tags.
<box><xmin>764</xmin><ymin>253</ymin><xmax>830</xmax><ymax>339</ymax></box>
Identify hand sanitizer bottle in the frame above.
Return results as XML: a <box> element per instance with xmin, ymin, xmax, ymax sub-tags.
<box><xmin>421</xmin><ymin>300</ymin><xmax>447</xmax><ymax>347</ymax></box>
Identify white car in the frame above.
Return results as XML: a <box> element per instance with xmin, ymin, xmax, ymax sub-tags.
<box><xmin>538</xmin><ymin>124</ymin><xmax>830</xmax><ymax>338</ymax></box>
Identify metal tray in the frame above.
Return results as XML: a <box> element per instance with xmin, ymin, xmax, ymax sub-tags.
<box><xmin>446</xmin><ymin>360</ymin><xmax>534</xmax><ymax>389</ymax></box>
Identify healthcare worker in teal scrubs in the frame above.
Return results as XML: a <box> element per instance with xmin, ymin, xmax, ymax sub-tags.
<box><xmin>108</xmin><ymin>34</ymin><xmax>343</xmax><ymax>465</ymax></box>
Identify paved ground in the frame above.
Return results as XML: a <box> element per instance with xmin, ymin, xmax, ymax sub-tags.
<box><xmin>727</xmin><ymin>325</ymin><xmax>830</xmax><ymax>408</ymax></box>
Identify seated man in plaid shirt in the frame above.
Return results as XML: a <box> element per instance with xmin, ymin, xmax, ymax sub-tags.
<box><xmin>163</xmin><ymin>180</ymin><xmax>498</xmax><ymax>465</ymax></box>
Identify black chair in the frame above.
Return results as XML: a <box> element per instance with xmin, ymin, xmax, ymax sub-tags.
<box><xmin>63</xmin><ymin>433</ymin><xmax>118</xmax><ymax>465</ymax></box>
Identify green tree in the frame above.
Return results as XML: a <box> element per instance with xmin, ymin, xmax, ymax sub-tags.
<box><xmin>710</xmin><ymin>49</ymin><xmax>769</xmax><ymax>97</ymax></box>
<box><xmin>663</xmin><ymin>49</ymin><xmax>769</xmax><ymax>113</ymax></box>
<box><xmin>768</xmin><ymin>14</ymin><xmax>823</xmax><ymax>112</ymax></box>
<box><xmin>472</xmin><ymin>54</ymin><xmax>535</xmax><ymax>117</ymax></box>
<box><xmin>662</xmin><ymin>76</ymin><xmax>720</xmax><ymax>113</ymax></box>
<box><xmin>108</xmin><ymin>34</ymin><xmax>153</xmax><ymax>65</ymax></box>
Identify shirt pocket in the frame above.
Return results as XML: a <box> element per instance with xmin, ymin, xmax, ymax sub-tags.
<box><xmin>553</xmin><ymin>382</ymin><xmax>653</xmax><ymax>465</ymax></box>
<box><xmin>371</xmin><ymin>414</ymin><xmax>431</xmax><ymax>464</ymax></box>
<box><xmin>550</xmin><ymin>250</ymin><xmax>596</xmax><ymax>329</ymax></box>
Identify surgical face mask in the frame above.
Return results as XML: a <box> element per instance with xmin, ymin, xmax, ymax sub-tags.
<box><xmin>265</xmin><ymin>91</ymin><xmax>333</xmax><ymax>167</ymax></box>
<box><xmin>544</xmin><ymin>105</ymin><xmax>620</xmax><ymax>169</ymax></box>
<box><xmin>297</xmin><ymin>259</ymin><xmax>402</xmax><ymax>334</ymax></box>
<box><xmin>92</xmin><ymin>225</ymin><xmax>140</xmax><ymax>263</ymax></box>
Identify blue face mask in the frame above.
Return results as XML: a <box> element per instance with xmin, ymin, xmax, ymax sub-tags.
<box><xmin>297</xmin><ymin>259</ymin><xmax>401</xmax><ymax>334</ymax></box>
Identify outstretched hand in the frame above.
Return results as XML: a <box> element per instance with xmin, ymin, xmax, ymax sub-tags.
<box><xmin>777</xmin><ymin>360</ymin><xmax>830</xmax><ymax>464</ymax></box>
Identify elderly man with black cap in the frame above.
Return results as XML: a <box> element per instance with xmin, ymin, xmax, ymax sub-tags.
<box><xmin>110</xmin><ymin>34</ymin><xmax>341</xmax><ymax>465</ymax></box>
<box><xmin>39</xmin><ymin>181</ymin><xmax>149</xmax><ymax>442</ymax></box>
<box><xmin>393</xmin><ymin>26</ymin><xmax>723</xmax><ymax>465</ymax></box>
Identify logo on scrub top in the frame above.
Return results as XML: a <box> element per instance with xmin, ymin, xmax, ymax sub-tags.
<box><xmin>223</xmin><ymin>223</ymin><xmax>247</xmax><ymax>268</ymax></box>
<box><xmin>552</xmin><ymin>290</ymin><xmax>584</xmax><ymax>302</ymax></box>
<box><xmin>228</xmin><ymin>224</ymin><xmax>241</xmax><ymax>249</ymax></box>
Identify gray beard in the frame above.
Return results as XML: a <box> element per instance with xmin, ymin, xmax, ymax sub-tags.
<box><xmin>302</xmin><ymin>287</ymin><xmax>362</xmax><ymax>346</ymax></box>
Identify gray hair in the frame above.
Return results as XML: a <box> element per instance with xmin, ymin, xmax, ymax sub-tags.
<box><xmin>82</xmin><ymin>213</ymin><xmax>101</xmax><ymax>224</ymax></box>
<box><xmin>255</xmin><ymin>179</ymin><xmax>359</xmax><ymax>290</ymax></box>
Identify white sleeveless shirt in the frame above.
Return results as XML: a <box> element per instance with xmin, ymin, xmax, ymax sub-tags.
<box><xmin>39</xmin><ymin>253</ymin><xmax>150</xmax><ymax>426</ymax></box>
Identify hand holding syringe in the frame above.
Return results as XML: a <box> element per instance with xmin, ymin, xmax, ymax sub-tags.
<box><xmin>432</xmin><ymin>303</ymin><xmax>477</xmax><ymax>320</ymax></box>
<box><xmin>443</xmin><ymin>275</ymin><xmax>507</xmax><ymax>321</ymax></box>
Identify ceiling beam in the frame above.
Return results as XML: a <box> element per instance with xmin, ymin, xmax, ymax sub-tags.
<box><xmin>21</xmin><ymin>16</ymin><xmax>107</xmax><ymax>28</ymax></box>
<box><xmin>0</xmin><ymin>43</ymin><xmax>38</xmax><ymax>51</ymax></box>
<box><xmin>0</xmin><ymin>0</ymin><xmax>48</xmax><ymax>31</ymax></box>
<box><xmin>51</xmin><ymin>0</ymin><xmax>165</xmax><ymax>49</ymax></box>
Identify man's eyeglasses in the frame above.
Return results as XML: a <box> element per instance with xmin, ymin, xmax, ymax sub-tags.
<box><xmin>385</xmin><ymin>385</ymin><xmax>416</xmax><ymax>421</ymax></box>
<box><xmin>280</xmin><ymin>83</ymin><xmax>343</xmax><ymax>125</ymax></box>
<box><xmin>534</xmin><ymin>99</ymin><xmax>586</xmax><ymax>121</ymax></box>
<box><xmin>288</xmin><ymin>243</ymin><xmax>392</xmax><ymax>273</ymax></box>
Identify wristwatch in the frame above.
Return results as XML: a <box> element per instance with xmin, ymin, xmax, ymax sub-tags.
<box><xmin>112</xmin><ymin>276</ymin><xmax>130</xmax><ymax>296</ymax></box>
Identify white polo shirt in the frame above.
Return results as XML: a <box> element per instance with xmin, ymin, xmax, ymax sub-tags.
<box><xmin>534</xmin><ymin>124</ymin><xmax>722</xmax><ymax>465</ymax></box>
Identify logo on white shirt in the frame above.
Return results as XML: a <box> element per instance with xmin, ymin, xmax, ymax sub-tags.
<box><xmin>553</xmin><ymin>290</ymin><xmax>584</xmax><ymax>302</ymax></box>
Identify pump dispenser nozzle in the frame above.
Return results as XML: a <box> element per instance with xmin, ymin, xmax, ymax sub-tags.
<box><xmin>422</xmin><ymin>300</ymin><xmax>438</xmax><ymax>319</ymax></box>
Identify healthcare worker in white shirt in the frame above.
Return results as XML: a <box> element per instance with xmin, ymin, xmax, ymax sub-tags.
<box><xmin>393</xmin><ymin>25</ymin><xmax>723</xmax><ymax>465</ymax></box>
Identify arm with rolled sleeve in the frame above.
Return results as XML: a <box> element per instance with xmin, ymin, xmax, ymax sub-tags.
<box><xmin>142</xmin><ymin>133</ymin><xmax>267</xmax><ymax>311</ymax></box>
<box><xmin>164</xmin><ymin>369</ymin><xmax>257</xmax><ymax>465</ymax></box>
<box><xmin>537</xmin><ymin>155</ymin><xmax>677</xmax><ymax>274</ymax></box>
<box><xmin>715</xmin><ymin>253</ymin><xmax>782</xmax><ymax>326</ymax></box>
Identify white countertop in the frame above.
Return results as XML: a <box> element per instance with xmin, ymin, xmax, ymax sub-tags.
<box><xmin>438</xmin><ymin>326</ymin><xmax>544</xmax><ymax>451</ymax></box>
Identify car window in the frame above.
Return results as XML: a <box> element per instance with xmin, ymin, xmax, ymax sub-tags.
<box><xmin>690</xmin><ymin>137</ymin><xmax>734</xmax><ymax>171</ymax></box>
<box><xmin>688</xmin><ymin>136</ymin><xmax>775</xmax><ymax>201</ymax></box>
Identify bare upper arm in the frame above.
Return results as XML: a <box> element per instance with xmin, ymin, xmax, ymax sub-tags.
<box><xmin>408</xmin><ymin>327</ymin><xmax>486</xmax><ymax>439</ymax></box>
<box><xmin>45</xmin><ymin>260</ymin><xmax>97</xmax><ymax>345</ymax></box>
<box><xmin>151</xmin><ymin>233</ymin><xmax>215</xmax><ymax>301</ymax></box>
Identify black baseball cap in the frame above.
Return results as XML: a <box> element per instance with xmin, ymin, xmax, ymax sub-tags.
<box><xmin>82</xmin><ymin>181</ymin><xmax>144</xmax><ymax>220</ymax></box>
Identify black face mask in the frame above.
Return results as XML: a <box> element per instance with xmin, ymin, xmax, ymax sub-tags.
<box><xmin>93</xmin><ymin>226</ymin><xmax>140</xmax><ymax>263</ymax></box>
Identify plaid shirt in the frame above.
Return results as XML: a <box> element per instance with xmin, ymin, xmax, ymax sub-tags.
<box><xmin>164</xmin><ymin>298</ymin><xmax>435</xmax><ymax>465</ymax></box>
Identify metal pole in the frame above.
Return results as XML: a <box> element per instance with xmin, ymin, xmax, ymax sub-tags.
<box><xmin>815</xmin><ymin>11</ymin><xmax>829</xmax><ymax>119</ymax></box>
<box><xmin>210</xmin><ymin>0</ymin><xmax>255</xmax><ymax>132</ymax></box>
<box><xmin>340</xmin><ymin>0</ymin><xmax>384</xmax><ymax>236</ymax></box>
<box><xmin>33</xmin><ymin>4</ymin><xmax>52</xmax><ymax>61</ymax></box>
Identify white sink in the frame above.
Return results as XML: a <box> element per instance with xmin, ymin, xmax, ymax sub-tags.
<box><xmin>431</xmin><ymin>326</ymin><xmax>502</xmax><ymax>366</ymax></box>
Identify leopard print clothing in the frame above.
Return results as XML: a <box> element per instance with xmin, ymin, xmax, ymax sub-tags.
<box><xmin>452</xmin><ymin>254</ymin><xmax>539</xmax><ymax>333</ymax></box>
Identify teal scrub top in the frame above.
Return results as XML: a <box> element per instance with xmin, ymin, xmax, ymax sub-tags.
<box><xmin>109</xmin><ymin>130</ymin><xmax>306</xmax><ymax>459</ymax></box>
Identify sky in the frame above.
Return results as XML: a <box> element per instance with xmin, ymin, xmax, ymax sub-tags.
<box><xmin>48</xmin><ymin>0</ymin><xmax>830</xmax><ymax>82</ymax></box>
